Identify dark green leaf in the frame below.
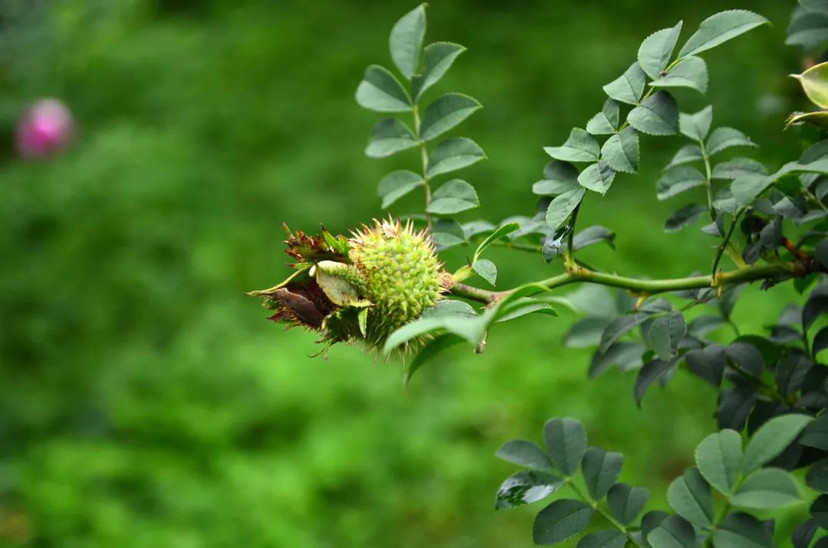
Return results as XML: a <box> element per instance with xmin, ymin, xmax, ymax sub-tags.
<box><xmin>378</xmin><ymin>170</ymin><xmax>423</xmax><ymax>208</ymax></box>
<box><xmin>718</xmin><ymin>285</ymin><xmax>744</xmax><ymax>320</ymax></box>
<box><xmin>731</xmin><ymin>468</ymin><xmax>801</xmax><ymax>509</ymax></box>
<box><xmin>679</xmin><ymin>105</ymin><xmax>713</xmax><ymax>141</ymax></box>
<box><xmin>806</xmin><ymin>458</ymin><xmax>828</xmax><ymax>492</ymax></box>
<box><xmin>706</xmin><ymin>127</ymin><xmax>757</xmax><ymax>156</ymax></box>
<box><xmin>600</xmin><ymin>313</ymin><xmax>648</xmax><ymax>353</ymax></box>
<box><xmin>641</xmin><ymin>511</ymin><xmax>671</xmax><ymax>545</ymax></box>
<box><xmin>422</xmin><ymin>300</ymin><xmax>478</xmax><ymax>319</ymax></box>
<box><xmin>800</xmin><ymin>414</ymin><xmax>828</xmax><ymax>451</ymax></box>
<box><xmin>711</xmin><ymin>158</ymin><xmax>769</xmax><ymax>180</ymax></box>
<box><xmin>695</xmin><ymin>428</ymin><xmax>742</xmax><ymax>495</ymax></box>
<box><xmin>565</xmin><ymin>317</ymin><xmax>611</xmax><ymax>348</ymax></box>
<box><xmin>725</xmin><ymin>341</ymin><xmax>765</xmax><ymax>379</ymax></box>
<box><xmin>601</xmin><ymin>127</ymin><xmax>639</xmax><ymax>173</ymax></box>
<box><xmin>586</xmin><ymin>99</ymin><xmax>621</xmax><ymax>135</ymax></box>
<box><xmin>818</xmin><ymin>238</ymin><xmax>828</xmax><ymax>268</ymax></box>
<box><xmin>578</xmin><ymin>162</ymin><xmax>616</xmax><ymax>194</ymax></box>
<box><xmin>678</xmin><ymin>10</ymin><xmax>770</xmax><ymax>57</ymax></box>
<box><xmin>577</xmin><ymin>531</ymin><xmax>627</xmax><ymax>548</ymax></box>
<box><xmin>496</xmin><ymin>439</ymin><xmax>555</xmax><ymax>472</ymax></box>
<box><xmin>589</xmin><ymin>342</ymin><xmax>645</xmax><ymax>377</ymax></box>
<box><xmin>635</xmin><ymin>358</ymin><xmax>675</xmax><ymax>406</ymax></box>
<box><xmin>581</xmin><ymin>447</ymin><xmax>623</xmax><ymax>500</ymax></box>
<box><xmin>365</xmin><ymin>118</ymin><xmax>417</xmax><ymax>158</ymax></box>
<box><xmin>603</xmin><ymin>62</ymin><xmax>647</xmax><ymax>105</ymax></box>
<box><xmin>667</xmin><ymin>144</ymin><xmax>704</xmax><ymax>168</ymax></box>
<box><xmin>687</xmin><ymin>315</ymin><xmax>726</xmax><ymax>337</ymax></box>
<box><xmin>742</xmin><ymin>414</ymin><xmax>814</xmax><ymax>473</ymax></box>
<box><xmin>495</xmin><ymin>470</ymin><xmax>563</xmax><ymax>509</ymax></box>
<box><xmin>684</xmin><ymin>344</ymin><xmax>726</xmax><ymax>387</ymax></box>
<box><xmin>426</xmin><ymin>137</ymin><xmax>485</xmax><ymax>177</ymax></box>
<box><xmin>775</xmin><ymin>354</ymin><xmax>811</xmax><ymax>398</ymax></box>
<box><xmin>667</xmin><ymin>467</ymin><xmax>714</xmax><ymax>527</ymax></box>
<box><xmin>427</xmin><ymin>179</ymin><xmax>479</xmax><ymax>214</ymax></box>
<box><xmin>792</xmin><ymin>519</ymin><xmax>818</xmax><ymax>548</ymax></box>
<box><xmin>356</xmin><ymin>65</ymin><xmax>412</xmax><ymax>112</ymax></box>
<box><xmin>803</xmin><ymin>290</ymin><xmax>828</xmax><ymax>331</ymax></box>
<box><xmin>412</xmin><ymin>41</ymin><xmax>466</xmax><ymax>100</ymax></box>
<box><xmin>646</xmin><ymin>515</ymin><xmax>699</xmax><ymax>548</ymax></box>
<box><xmin>533</xmin><ymin>499</ymin><xmax>594</xmax><ymax>545</ymax></box>
<box><xmin>405</xmin><ymin>333</ymin><xmax>465</xmax><ymax>385</ymax></box>
<box><xmin>607</xmin><ymin>483</ymin><xmax>650</xmax><ymax>525</ymax></box>
<box><xmin>812</xmin><ymin>495</ymin><xmax>828</xmax><ymax>528</ymax></box>
<box><xmin>544</xmin><ymin>129</ymin><xmax>600</xmax><ymax>163</ymax></box>
<box><xmin>814</xmin><ymin>326</ymin><xmax>828</xmax><ymax>356</ymax></box>
<box><xmin>717</xmin><ymin>387</ymin><xmax>758</xmax><ymax>430</ymax></box>
<box><xmin>657</xmin><ymin>166</ymin><xmax>705</xmax><ymax>200</ymax></box>
<box><xmin>472</xmin><ymin>259</ymin><xmax>497</xmax><ymax>286</ymax></box>
<box><xmin>644</xmin><ymin>313</ymin><xmax>686</xmax><ymax>359</ymax></box>
<box><xmin>573</xmin><ymin>226</ymin><xmax>616</xmax><ymax>251</ymax></box>
<box><xmin>546</xmin><ymin>188</ymin><xmax>586</xmax><ymax>230</ymax></box>
<box><xmin>544</xmin><ymin>418</ymin><xmax>587</xmax><ymax>476</ymax></box>
<box><xmin>665</xmin><ymin>204</ymin><xmax>706</xmax><ymax>233</ymax></box>
<box><xmin>638</xmin><ymin>21</ymin><xmax>683</xmax><ymax>79</ymax></box>
<box><xmin>712</xmin><ymin>512</ymin><xmax>773</xmax><ymax>548</ymax></box>
<box><xmin>421</xmin><ymin>93</ymin><xmax>481</xmax><ymax>141</ymax></box>
<box><xmin>389</xmin><ymin>4</ymin><xmax>426</xmax><ymax>80</ymax></box>
<box><xmin>651</xmin><ymin>56</ymin><xmax>708</xmax><ymax>94</ymax></box>
<box><xmin>628</xmin><ymin>91</ymin><xmax>679</xmax><ymax>136</ymax></box>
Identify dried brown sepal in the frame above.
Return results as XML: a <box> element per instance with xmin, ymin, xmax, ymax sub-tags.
<box><xmin>257</xmin><ymin>278</ymin><xmax>336</xmax><ymax>329</ymax></box>
<box><xmin>283</xmin><ymin>222</ymin><xmax>350</xmax><ymax>265</ymax></box>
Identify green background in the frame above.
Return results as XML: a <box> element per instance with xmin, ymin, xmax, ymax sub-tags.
<box><xmin>0</xmin><ymin>1</ymin><xmax>816</xmax><ymax>546</ymax></box>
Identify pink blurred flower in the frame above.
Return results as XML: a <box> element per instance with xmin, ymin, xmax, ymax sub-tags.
<box><xmin>16</xmin><ymin>98</ymin><xmax>74</xmax><ymax>158</ymax></box>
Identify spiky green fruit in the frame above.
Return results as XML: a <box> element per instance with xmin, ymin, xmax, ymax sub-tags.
<box><xmin>349</xmin><ymin>218</ymin><xmax>444</xmax><ymax>345</ymax></box>
<box><xmin>249</xmin><ymin>219</ymin><xmax>450</xmax><ymax>351</ymax></box>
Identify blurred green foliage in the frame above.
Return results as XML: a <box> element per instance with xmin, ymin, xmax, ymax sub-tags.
<box><xmin>0</xmin><ymin>0</ymin><xmax>816</xmax><ymax>546</ymax></box>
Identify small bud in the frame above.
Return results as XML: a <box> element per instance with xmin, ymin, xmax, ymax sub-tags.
<box><xmin>16</xmin><ymin>99</ymin><xmax>74</xmax><ymax>158</ymax></box>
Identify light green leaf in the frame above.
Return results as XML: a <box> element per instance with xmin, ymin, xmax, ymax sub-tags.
<box><xmin>578</xmin><ymin>162</ymin><xmax>616</xmax><ymax>194</ymax></box>
<box><xmin>430</xmin><ymin>218</ymin><xmax>466</xmax><ymax>250</ymax></box>
<box><xmin>546</xmin><ymin>188</ymin><xmax>586</xmax><ymax>230</ymax></box>
<box><xmin>786</xmin><ymin>110</ymin><xmax>828</xmax><ymax>129</ymax></box>
<box><xmin>679</xmin><ymin>106</ymin><xmax>713</xmax><ymax>141</ymax></box>
<box><xmin>426</xmin><ymin>137</ymin><xmax>486</xmax><ymax>177</ymax></box>
<box><xmin>706</xmin><ymin>127</ymin><xmax>757</xmax><ymax>155</ymax></box>
<box><xmin>357</xmin><ymin>307</ymin><xmax>368</xmax><ymax>337</ymax></box>
<box><xmin>356</xmin><ymin>65</ymin><xmax>412</xmax><ymax>112</ymax></box>
<box><xmin>311</xmin><ymin>261</ymin><xmax>367</xmax><ymax>307</ymax></box>
<box><xmin>603</xmin><ymin>62</ymin><xmax>647</xmax><ymax>105</ymax></box>
<box><xmin>533</xmin><ymin>499</ymin><xmax>594</xmax><ymax>545</ymax></box>
<box><xmin>731</xmin><ymin>468</ymin><xmax>801</xmax><ymax>509</ymax></box>
<box><xmin>791</xmin><ymin>62</ymin><xmax>828</xmax><ymax>108</ymax></box>
<box><xmin>389</xmin><ymin>4</ymin><xmax>426</xmax><ymax>80</ymax></box>
<box><xmin>646</xmin><ymin>516</ymin><xmax>699</xmax><ymax>548</ymax></box>
<box><xmin>638</xmin><ymin>21</ymin><xmax>683</xmax><ymax>79</ymax></box>
<box><xmin>695</xmin><ymin>429</ymin><xmax>743</xmax><ymax>495</ymax></box>
<box><xmin>731</xmin><ymin>173</ymin><xmax>773</xmax><ymax>207</ymax></box>
<box><xmin>664</xmin><ymin>204</ymin><xmax>706</xmax><ymax>233</ymax></box>
<box><xmin>412</xmin><ymin>42</ymin><xmax>466</xmax><ymax>100</ymax></box>
<box><xmin>572</xmin><ymin>226</ymin><xmax>615</xmax><ymax>251</ymax></box>
<box><xmin>786</xmin><ymin>6</ymin><xmax>828</xmax><ymax>50</ymax></box>
<box><xmin>586</xmin><ymin>99</ymin><xmax>621</xmax><ymax>135</ymax></box>
<box><xmin>473</xmin><ymin>222</ymin><xmax>520</xmax><ymax>262</ymax></box>
<box><xmin>601</xmin><ymin>127</ymin><xmax>639</xmax><ymax>173</ymax></box>
<box><xmin>678</xmin><ymin>10</ymin><xmax>770</xmax><ymax>57</ymax></box>
<box><xmin>628</xmin><ymin>91</ymin><xmax>679</xmax><ymax>135</ymax></box>
<box><xmin>544</xmin><ymin>418</ymin><xmax>587</xmax><ymax>476</ymax></box>
<box><xmin>742</xmin><ymin>414</ymin><xmax>814</xmax><ymax>473</ymax></box>
<box><xmin>711</xmin><ymin>158</ymin><xmax>768</xmax><ymax>180</ymax></box>
<box><xmin>533</xmin><ymin>161</ymin><xmax>580</xmax><ymax>195</ymax></box>
<box><xmin>365</xmin><ymin>119</ymin><xmax>418</xmax><ymax>158</ymax></box>
<box><xmin>651</xmin><ymin>56</ymin><xmax>708</xmax><ymax>94</ymax></box>
<box><xmin>378</xmin><ymin>170</ymin><xmax>423</xmax><ymax>209</ymax></box>
<box><xmin>472</xmin><ymin>259</ymin><xmax>497</xmax><ymax>286</ymax></box>
<box><xmin>427</xmin><ymin>179</ymin><xmax>479</xmax><ymax>214</ymax></box>
<box><xmin>422</xmin><ymin>299</ymin><xmax>477</xmax><ymax>319</ymax></box>
<box><xmin>421</xmin><ymin>93</ymin><xmax>482</xmax><ymax>141</ymax></box>
<box><xmin>667</xmin><ymin>467</ymin><xmax>714</xmax><ymax>527</ymax></box>
<box><xmin>544</xmin><ymin>128</ymin><xmax>600</xmax><ymax>163</ymax></box>
<box><xmin>404</xmin><ymin>333</ymin><xmax>466</xmax><ymax>386</ymax></box>
<box><xmin>657</xmin><ymin>166</ymin><xmax>705</xmax><ymax>200</ymax></box>
<box><xmin>576</xmin><ymin>531</ymin><xmax>627</xmax><ymax>548</ymax></box>
<box><xmin>667</xmin><ymin>144</ymin><xmax>704</xmax><ymax>168</ymax></box>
